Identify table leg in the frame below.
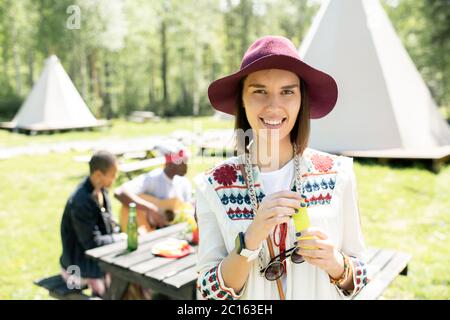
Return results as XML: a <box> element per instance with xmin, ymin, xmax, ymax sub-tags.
<box><xmin>104</xmin><ymin>275</ymin><xmax>129</xmax><ymax>300</ymax></box>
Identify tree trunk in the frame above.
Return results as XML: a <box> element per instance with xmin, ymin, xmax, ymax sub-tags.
<box><xmin>148</xmin><ymin>55</ymin><xmax>156</xmax><ymax>111</ymax></box>
<box><xmin>103</xmin><ymin>55</ymin><xmax>113</xmax><ymax>119</ymax></box>
<box><xmin>28</xmin><ymin>52</ymin><xmax>34</xmax><ymax>88</ymax></box>
<box><xmin>11</xmin><ymin>17</ymin><xmax>22</xmax><ymax>96</ymax></box>
<box><xmin>1</xmin><ymin>0</ymin><xmax>11</xmax><ymax>91</ymax></box>
<box><xmin>2</xmin><ymin>35</ymin><xmax>10</xmax><ymax>88</ymax></box>
<box><xmin>88</xmin><ymin>50</ymin><xmax>102</xmax><ymax>118</ymax></box>
<box><xmin>80</xmin><ymin>48</ymin><xmax>90</xmax><ymax>107</ymax></box>
<box><xmin>224</xmin><ymin>0</ymin><xmax>235</xmax><ymax>72</ymax></box>
<box><xmin>161</xmin><ymin>18</ymin><xmax>168</xmax><ymax>107</ymax></box>
<box><xmin>240</xmin><ymin>0</ymin><xmax>250</xmax><ymax>58</ymax></box>
<box><xmin>193</xmin><ymin>45</ymin><xmax>201</xmax><ymax>116</ymax></box>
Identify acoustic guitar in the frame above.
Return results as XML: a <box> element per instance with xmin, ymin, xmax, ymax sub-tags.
<box><xmin>120</xmin><ymin>194</ymin><xmax>184</xmax><ymax>234</ymax></box>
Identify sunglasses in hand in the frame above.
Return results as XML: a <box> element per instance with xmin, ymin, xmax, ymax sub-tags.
<box><xmin>259</xmin><ymin>243</ymin><xmax>305</xmax><ymax>281</ymax></box>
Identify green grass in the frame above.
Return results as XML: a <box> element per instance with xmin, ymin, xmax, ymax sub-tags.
<box><xmin>355</xmin><ymin>161</ymin><xmax>450</xmax><ymax>299</ymax></box>
<box><xmin>0</xmin><ymin>150</ymin><xmax>220</xmax><ymax>300</ymax></box>
<box><xmin>0</xmin><ymin>117</ymin><xmax>448</xmax><ymax>299</ymax></box>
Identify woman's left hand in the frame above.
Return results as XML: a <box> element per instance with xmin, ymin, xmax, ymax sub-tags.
<box><xmin>296</xmin><ymin>227</ymin><xmax>345</xmax><ymax>280</ymax></box>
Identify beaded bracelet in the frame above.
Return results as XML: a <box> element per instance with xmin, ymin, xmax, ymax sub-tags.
<box><xmin>329</xmin><ymin>251</ymin><xmax>352</xmax><ymax>287</ymax></box>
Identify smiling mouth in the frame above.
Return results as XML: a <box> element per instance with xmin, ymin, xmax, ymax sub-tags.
<box><xmin>259</xmin><ymin>117</ymin><xmax>287</xmax><ymax>129</ymax></box>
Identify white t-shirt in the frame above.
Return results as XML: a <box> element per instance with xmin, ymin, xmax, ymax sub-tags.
<box><xmin>122</xmin><ymin>168</ymin><xmax>192</xmax><ymax>202</ymax></box>
<box><xmin>260</xmin><ymin>158</ymin><xmax>294</xmax><ymax>196</ymax></box>
<box><xmin>260</xmin><ymin>158</ymin><xmax>294</xmax><ymax>295</ymax></box>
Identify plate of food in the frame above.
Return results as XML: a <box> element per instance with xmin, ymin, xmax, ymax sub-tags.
<box><xmin>151</xmin><ymin>238</ymin><xmax>195</xmax><ymax>258</ymax></box>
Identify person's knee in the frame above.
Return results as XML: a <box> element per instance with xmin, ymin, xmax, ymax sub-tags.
<box><xmin>87</xmin><ymin>278</ymin><xmax>107</xmax><ymax>297</ymax></box>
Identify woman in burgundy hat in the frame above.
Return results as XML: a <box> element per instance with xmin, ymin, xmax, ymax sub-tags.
<box><xmin>194</xmin><ymin>36</ymin><xmax>368</xmax><ymax>300</ymax></box>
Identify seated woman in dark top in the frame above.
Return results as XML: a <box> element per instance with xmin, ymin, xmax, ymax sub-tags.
<box><xmin>59</xmin><ymin>150</ymin><xmax>124</xmax><ymax>297</ymax></box>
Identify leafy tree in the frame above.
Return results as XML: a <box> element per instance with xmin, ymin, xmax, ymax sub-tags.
<box><xmin>384</xmin><ymin>0</ymin><xmax>450</xmax><ymax>113</ymax></box>
<box><xmin>0</xmin><ymin>0</ymin><xmax>447</xmax><ymax>120</ymax></box>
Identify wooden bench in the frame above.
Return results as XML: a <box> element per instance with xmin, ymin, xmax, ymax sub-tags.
<box><xmin>34</xmin><ymin>274</ymin><xmax>100</xmax><ymax>300</ymax></box>
<box><xmin>198</xmin><ymin>129</ymin><xmax>235</xmax><ymax>158</ymax></box>
<box><xmin>119</xmin><ymin>156</ymin><xmax>166</xmax><ymax>180</ymax></box>
<box><xmin>354</xmin><ymin>247</ymin><xmax>411</xmax><ymax>300</ymax></box>
<box><xmin>127</xmin><ymin>111</ymin><xmax>161</xmax><ymax>123</ymax></box>
<box><xmin>36</xmin><ymin>246</ymin><xmax>410</xmax><ymax>300</ymax></box>
<box><xmin>199</xmin><ymin>143</ymin><xmax>237</xmax><ymax>158</ymax></box>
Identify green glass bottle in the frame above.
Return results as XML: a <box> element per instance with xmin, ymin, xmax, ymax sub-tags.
<box><xmin>127</xmin><ymin>202</ymin><xmax>138</xmax><ymax>251</ymax></box>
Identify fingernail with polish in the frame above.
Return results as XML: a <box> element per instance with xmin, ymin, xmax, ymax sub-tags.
<box><xmin>296</xmin><ymin>232</ymin><xmax>302</xmax><ymax>237</ymax></box>
<box><xmin>300</xmin><ymin>202</ymin><xmax>307</xmax><ymax>208</ymax></box>
<box><xmin>301</xmin><ymin>194</ymin><xmax>307</xmax><ymax>199</ymax></box>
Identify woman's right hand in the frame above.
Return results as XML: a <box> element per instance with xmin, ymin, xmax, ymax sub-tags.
<box><xmin>244</xmin><ymin>191</ymin><xmax>302</xmax><ymax>250</ymax></box>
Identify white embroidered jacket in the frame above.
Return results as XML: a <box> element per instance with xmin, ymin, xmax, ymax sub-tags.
<box><xmin>194</xmin><ymin>148</ymin><xmax>369</xmax><ymax>300</ymax></box>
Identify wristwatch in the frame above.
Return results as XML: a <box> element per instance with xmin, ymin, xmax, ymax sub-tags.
<box><xmin>235</xmin><ymin>232</ymin><xmax>261</xmax><ymax>262</ymax></box>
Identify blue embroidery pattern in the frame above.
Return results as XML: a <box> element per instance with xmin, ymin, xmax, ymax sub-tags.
<box><xmin>206</xmin><ymin>151</ymin><xmax>340</xmax><ymax>220</ymax></box>
<box><xmin>301</xmin><ymin>175</ymin><xmax>337</xmax><ymax>207</ymax></box>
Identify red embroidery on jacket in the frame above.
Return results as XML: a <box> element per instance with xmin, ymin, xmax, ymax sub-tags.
<box><xmin>213</xmin><ymin>164</ymin><xmax>238</xmax><ymax>186</ymax></box>
<box><xmin>226</xmin><ymin>207</ymin><xmax>254</xmax><ymax>217</ymax></box>
<box><xmin>311</xmin><ymin>153</ymin><xmax>334</xmax><ymax>172</ymax></box>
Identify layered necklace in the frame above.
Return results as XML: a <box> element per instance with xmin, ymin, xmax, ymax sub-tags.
<box><xmin>243</xmin><ymin>140</ymin><xmax>302</xmax><ymax>213</ymax></box>
<box><xmin>243</xmin><ymin>141</ymin><xmax>303</xmax><ymax>272</ymax></box>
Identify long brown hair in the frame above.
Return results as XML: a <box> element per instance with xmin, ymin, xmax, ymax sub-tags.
<box><xmin>234</xmin><ymin>76</ymin><xmax>310</xmax><ymax>156</ymax></box>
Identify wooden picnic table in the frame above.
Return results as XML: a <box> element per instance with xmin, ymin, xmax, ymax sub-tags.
<box><xmin>37</xmin><ymin>230</ymin><xmax>409</xmax><ymax>300</ymax></box>
<box><xmin>85</xmin><ymin>222</ymin><xmax>198</xmax><ymax>300</ymax></box>
<box><xmin>119</xmin><ymin>156</ymin><xmax>166</xmax><ymax>180</ymax></box>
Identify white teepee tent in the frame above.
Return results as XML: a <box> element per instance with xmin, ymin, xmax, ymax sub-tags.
<box><xmin>9</xmin><ymin>55</ymin><xmax>102</xmax><ymax>132</ymax></box>
<box><xmin>299</xmin><ymin>0</ymin><xmax>450</xmax><ymax>153</ymax></box>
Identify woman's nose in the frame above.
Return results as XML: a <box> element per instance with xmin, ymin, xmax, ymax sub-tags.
<box><xmin>266</xmin><ymin>94</ymin><xmax>281</xmax><ymax>109</ymax></box>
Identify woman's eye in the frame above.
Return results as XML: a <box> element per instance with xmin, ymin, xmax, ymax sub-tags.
<box><xmin>253</xmin><ymin>90</ymin><xmax>267</xmax><ymax>94</ymax></box>
<box><xmin>282</xmin><ymin>90</ymin><xmax>294</xmax><ymax>95</ymax></box>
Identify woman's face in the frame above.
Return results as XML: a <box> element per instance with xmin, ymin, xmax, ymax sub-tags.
<box><xmin>242</xmin><ymin>69</ymin><xmax>301</xmax><ymax>143</ymax></box>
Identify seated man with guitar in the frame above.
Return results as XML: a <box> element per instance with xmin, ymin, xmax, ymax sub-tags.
<box><xmin>114</xmin><ymin>144</ymin><xmax>192</xmax><ymax>234</ymax></box>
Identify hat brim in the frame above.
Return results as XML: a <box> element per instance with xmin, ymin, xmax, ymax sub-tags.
<box><xmin>208</xmin><ymin>54</ymin><xmax>338</xmax><ymax>119</ymax></box>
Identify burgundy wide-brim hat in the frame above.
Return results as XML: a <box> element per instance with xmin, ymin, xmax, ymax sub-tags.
<box><xmin>208</xmin><ymin>35</ymin><xmax>338</xmax><ymax>119</ymax></box>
